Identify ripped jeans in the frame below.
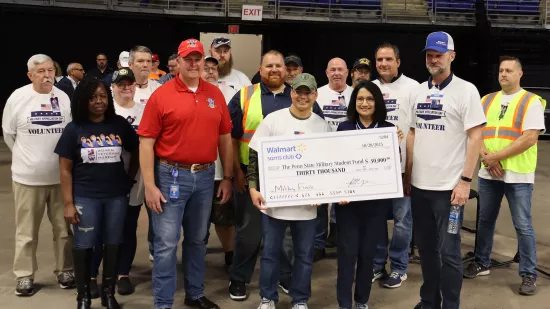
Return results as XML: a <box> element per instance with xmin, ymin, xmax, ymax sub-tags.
<box><xmin>72</xmin><ymin>196</ymin><xmax>128</xmax><ymax>249</ymax></box>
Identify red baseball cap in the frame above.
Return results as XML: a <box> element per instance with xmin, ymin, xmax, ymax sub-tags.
<box><xmin>152</xmin><ymin>54</ymin><xmax>160</xmax><ymax>62</ymax></box>
<box><xmin>178</xmin><ymin>39</ymin><xmax>204</xmax><ymax>58</ymax></box>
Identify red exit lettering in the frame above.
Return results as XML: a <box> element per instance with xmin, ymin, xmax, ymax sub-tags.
<box><xmin>244</xmin><ymin>8</ymin><xmax>261</xmax><ymax>16</ymax></box>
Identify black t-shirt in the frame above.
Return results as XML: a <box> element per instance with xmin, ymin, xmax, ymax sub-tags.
<box><xmin>54</xmin><ymin>115</ymin><xmax>139</xmax><ymax>198</ymax></box>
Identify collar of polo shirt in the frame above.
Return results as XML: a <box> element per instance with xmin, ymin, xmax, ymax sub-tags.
<box><xmin>428</xmin><ymin>72</ymin><xmax>454</xmax><ymax>90</ymax></box>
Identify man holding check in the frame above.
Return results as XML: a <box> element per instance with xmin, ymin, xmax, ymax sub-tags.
<box><xmin>247</xmin><ymin>73</ymin><xmax>331</xmax><ymax>309</ymax></box>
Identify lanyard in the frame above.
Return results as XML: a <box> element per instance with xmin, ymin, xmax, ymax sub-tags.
<box><xmin>171</xmin><ymin>166</ymin><xmax>179</xmax><ymax>183</ymax></box>
<box><xmin>356</xmin><ymin>121</ymin><xmax>378</xmax><ymax>130</ymax></box>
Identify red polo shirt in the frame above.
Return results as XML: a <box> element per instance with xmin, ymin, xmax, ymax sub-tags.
<box><xmin>137</xmin><ymin>76</ymin><xmax>232</xmax><ymax>164</ymax></box>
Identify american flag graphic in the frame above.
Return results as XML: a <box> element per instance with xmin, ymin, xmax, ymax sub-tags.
<box><xmin>383</xmin><ymin>93</ymin><xmax>390</xmax><ymax>99</ymax></box>
<box><xmin>41</xmin><ymin>104</ymin><xmax>51</xmax><ymax>111</ymax></box>
<box><xmin>294</xmin><ymin>131</ymin><xmax>305</xmax><ymax>135</ymax></box>
<box><xmin>140</xmin><ymin>99</ymin><xmax>148</xmax><ymax>105</ymax></box>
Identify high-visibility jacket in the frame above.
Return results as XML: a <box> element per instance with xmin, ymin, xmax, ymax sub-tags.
<box><xmin>239</xmin><ymin>84</ymin><xmax>262</xmax><ymax>165</ymax></box>
<box><xmin>481</xmin><ymin>89</ymin><xmax>546</xmax><ymax>173</ymax></box>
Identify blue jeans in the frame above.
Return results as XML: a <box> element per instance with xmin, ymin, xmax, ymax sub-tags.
<box><xmin>259</xmin><ymin>214</ymin><xmax>316</xmax><ymax>305</ymax></box>
<box><xmin>335</xmin><ymin>200</ymin><xmax>389</xmax><ymax>309</ymax></box>
<box><xmin>72</xmin><ymin>196</ymin><xmax>128</xmax><ymax>249</ymax></box>
<box><xmin>411</xmin><ymin>186</ymin><xmax>463</xmax><ymax>309</ymax></box>
<box><xmin>314</xmin><ymin>204</ymin><xmax>330</xmax><ymax>249</ymax></box>
<box><xmin>476</xmin><ymin>178</ymin><xmax>537</xmax><ymax>278</ymax></box>
<box><xmin>373</xmin><ymin>197</ymin><xmax>413</xmax><ymax>274</ymax></box>
<box><xmin>279</xmin><ymin>227</ymin><xmax>294</xmax><ymax>282</ymax></box>
<box><xmin>151</xmin><ymin>161</ymin><xmax>215</xmax><ymax>308</ymax></box>
<box><xmin>90</xmin><ymin>204</ymin><xmax>142</xmax><ymax>277</ymax></box>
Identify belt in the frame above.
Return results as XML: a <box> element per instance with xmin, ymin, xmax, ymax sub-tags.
<box><xmin>158</xmin><ymin>158</ymin><xmax>213</xmax><ymax>173</ymax></box>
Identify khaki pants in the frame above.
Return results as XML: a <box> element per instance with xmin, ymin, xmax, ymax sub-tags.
<box><xmin>12</xmin><ymin>181</ymin><xmax>73</xmax><ymax>279</ymax></box>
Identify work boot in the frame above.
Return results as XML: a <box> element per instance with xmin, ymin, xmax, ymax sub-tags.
<box><xmin>101</xmin><ymin>244</ymin><xmax>121</xmax><ymax>309</ymax></box>
<box><xmin>73</xmin><ymin>248</ymin><xmax>93</xmax><ymax>309</ymax></box>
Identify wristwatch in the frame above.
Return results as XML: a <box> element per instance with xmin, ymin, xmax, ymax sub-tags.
<box><xmin>460</xmin><ymin>176</ymin><xmax>472</xmax><ymax>183</ymax></box>
<box><xmin>223</xmin><ymin>176</ymin><xmax>234</xmax><ymax>181</ymax></box>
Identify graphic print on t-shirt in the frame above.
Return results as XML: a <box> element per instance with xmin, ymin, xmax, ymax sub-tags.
<box><xmin>28</xmin><ymin>96</ymin><xmax>65</xmax><ymax>126</ymax></box>
<box><xmin>323</xmin><ymin>95</ymin><xmax>347</xmax><ymax>127</ymax></box>
<box><xmin>125</xmin><ymin>115</ymin><xmax>138</xmax><ymax>130</ymax></box>
<box><xmin>382</xmin><ymin>92</ymin><xmax>399</xmax><ymax>121</ymax></box>
<box><xmin>80</xmin><ymin>133</ymin><xmax>123</xmax><ymax>164</ymax></box>
<box><xmin>416</xmin><ymin>94</ymin><xmax>446</xmax><ymax>121</ymax></box>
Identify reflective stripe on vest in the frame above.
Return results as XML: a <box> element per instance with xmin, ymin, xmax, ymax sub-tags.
<box><xmin>481</xmin><ymin>90</ymin><xmax>546</xmax><ymax>174</ymax></box>
<box><xmin>239</xmin><ymin>84</ymin><xmax>263</xmax><ymax>165</ymax></box>
<box><xmin>481</xmin><ymin>91</ymin><xmax>536</xmax><ymax>140</ymax></box>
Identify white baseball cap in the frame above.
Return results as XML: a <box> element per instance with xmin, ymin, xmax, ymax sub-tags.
<box><xmin>119</xmin><ymin>51</ymin><xmax>129</xmax><ymax>67</ymax></box>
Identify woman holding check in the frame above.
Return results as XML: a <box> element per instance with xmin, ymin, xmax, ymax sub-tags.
<box><xmin>335</xmin><ymin>80</ymin><xmax>404</xmax><ymax>309</ymax></box>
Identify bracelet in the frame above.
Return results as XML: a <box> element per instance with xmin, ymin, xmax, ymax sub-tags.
<box><xmin>460</xmin><ymin>176</ymin><xmax>472</xmax><ymax>183</ymax></box>
<box><xmin>223</xmin><ymin>176</ymin><xmax>234</xmax><ymax>181</ymax></box>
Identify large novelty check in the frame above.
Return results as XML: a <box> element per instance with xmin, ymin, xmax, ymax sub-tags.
<box><xmin>256</xmin><ymin>127</ymin><xmax>403</xmax><ymax>207</ymax></box>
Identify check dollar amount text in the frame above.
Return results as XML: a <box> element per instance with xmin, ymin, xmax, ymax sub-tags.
<box><xmin>280</xmin><ymin>157</ymin><xmax>391</xmax><ymax>176</ymax></box>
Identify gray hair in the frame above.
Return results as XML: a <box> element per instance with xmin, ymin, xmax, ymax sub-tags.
<box><xmin>168</xmin><ymin>54</ymin><xmax>178</xmax><ymax>62</ymax></box>
<box><xmin>66</xmin><ymin>63</ymin><xmax>79</xmax><ymax>75</ymax></box>
<box><xmin>129</xmin><ymin>45</ymin><xmax>152</xmax><ymax>64</ymax></box>
<box><xmin>27</xmin><ymin>54</ymin><xmax>53</xmax><ymax>72</ymax></box>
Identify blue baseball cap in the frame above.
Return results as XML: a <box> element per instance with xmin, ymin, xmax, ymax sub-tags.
<box><xmin>423</xmin><ymin>31</ymin><xmax>455</xmax><ymax>53</ymax></box>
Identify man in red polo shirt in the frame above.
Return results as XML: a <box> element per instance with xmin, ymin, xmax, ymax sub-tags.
<box><xmin>137</xmin><ymin>38</ymin><xmax>233</xmax><ymax>309</ymax></box>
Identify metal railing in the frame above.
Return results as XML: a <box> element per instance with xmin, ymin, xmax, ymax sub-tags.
<box><xmin>1</xmin><ymin>0</ymin><xmax>548</xmax><ymax>28</ymax></box>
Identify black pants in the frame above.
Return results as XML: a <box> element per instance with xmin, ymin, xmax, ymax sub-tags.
<box><xmin>91</xmin><ymin>204</ymin><xmax>142</xmax><ymax>277</ymax></box>
<box><xmin>411</xmin><ymin>186</ymin><xmax>463</xmax><ymax>309</ymax></box>
<box><xmin>335</xmin><ymin>200</ymin><xmax>389</xmax><ymax>309</ymax></box>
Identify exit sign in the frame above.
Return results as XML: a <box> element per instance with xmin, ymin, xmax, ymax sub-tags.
<box><xmin>242</xmin><ymin>5</ymin><xmax>263</xmax><ymax>21</ymax></box>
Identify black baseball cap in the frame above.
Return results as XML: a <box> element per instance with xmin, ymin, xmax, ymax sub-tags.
<box><xmin>285</xmin><ymin>55</ymin><xmax>303</xmax><ymax>67</ymax></box>
<box><xmin>112</xmin><ymin>67</ymin><xmax>135</xmax><ymax>84</ymax></box>
<box><xmin>204</xmin><ymin>56</ymin><xmax>219</xmax><ymax>65</ymax></box>
<box><xmin>352</xmin><ymin>58</ymin><xmax>372</xmax><ymax>71</ymax></box>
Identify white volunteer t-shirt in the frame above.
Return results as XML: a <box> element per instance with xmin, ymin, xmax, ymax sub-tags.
<box><xmin>134</xmin><ymin>80</ymin><xmax>161</xmax><ymax>106</ymax></box>
<box><xmin>317</xmin><ymin>84</ymin><xmax>353</xmax><ymax>131</ymax></box>
<box><xmin>249</xmin><ymin>108</ymin><xmax>332</xmax><ymax>221</ymax></box>
<box><xmin>214</xmin><ymin>84</ymin><xmax>238</xmax><ymax>180</ymax></box>
<box><xmin>114</xmin><ymin>100</ymin><xmax>145</xmax><ymax>205</ymax></box>
<box><xmin>218</xmin><ymin>68</ymin><xmax>252</xmax><ymax>91</ymax></box>
<box><xmin>478</xmin><ymin>90</ymin><xmax>545</xmax><ymax>184</ymax></box>
<box><xmin>2</xmin><ymin>85</ymin><xmax>72</xmax><ymax>185</ymax></box>
<box><xmin>373</xmin><ymin>74</ymin><xmax>419</xmax><ymax>173</ymax></box>
<box><xmin>408</xmin><ymin>74</ymin><xmax>486</xmax><ymax>191</ymax></box>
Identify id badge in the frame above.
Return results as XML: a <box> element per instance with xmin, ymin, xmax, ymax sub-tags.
<box><xmin>170</xmin><ymin>183</ymin><xmax>179</xmax><ymax>201</ymax></box>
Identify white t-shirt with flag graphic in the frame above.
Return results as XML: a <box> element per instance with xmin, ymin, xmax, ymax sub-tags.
<box><xmin>2</xmin><ymin>85</ymin><xmax>72</xmax><ymax>185</ymax></box>
<box><xmin>134</xmin><ymin>80</ymin><xmax>161</xmax><ymax>106</ymax></box>
<box><xmin>114</xmin><ymin>101</ymin><xmax>145</xmax><ymax>206</ymax></box>
<box><xmin>218</xmin><ymin>68</ymin><xmax>252</xmax><ymax>91</ymax></box>
<box><xmin>316</xmin><ymin>84</ymin><xmax>353</xmax><ymax>131</ymax></box>
<box><xmin>407</xmin><ymin>75</ymin><xmax>486</xmax><ymax>191</ymax></box>
<box><xmin>249</xmin><ymin>108</ymin><xmax>332</xmax><ymax>221</ymax></box>
<box><xmin>373</xmin><ymin>74</ymin><xmax>419</xmax><ymax>172</ymax></box>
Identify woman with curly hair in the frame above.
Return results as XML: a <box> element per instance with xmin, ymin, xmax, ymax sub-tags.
<box><xmin>54</xmin><ymin>78</ymin><xmax>139</xmax><ymax>309</ymax></box>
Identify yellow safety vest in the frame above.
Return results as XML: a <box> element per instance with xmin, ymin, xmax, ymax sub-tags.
<box><xmin>481</xmin><ymin>90</ymin><xmax>546</xmax><ymax>173</ymax></box>
<box><xmin>239</xmin><ymin>84</ymin><xmax>263</xmax><ymax>165</ymax></box>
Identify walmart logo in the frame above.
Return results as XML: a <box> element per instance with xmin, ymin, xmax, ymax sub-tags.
<box><xmin>266</xmin><ymin>143</ymin><xmax>307</xmax><ymax>154</ymax></box>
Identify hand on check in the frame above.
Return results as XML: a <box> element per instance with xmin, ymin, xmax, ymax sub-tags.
<box><xmin>249</xmin><ymin>188</ymin><xmax>267</xmax><ymax>210</ymax></box>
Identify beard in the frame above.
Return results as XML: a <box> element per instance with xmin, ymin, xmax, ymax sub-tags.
<box><xmin>426</xmin><ymin>64</ymin><xmax>446</xmax><ymax>76</ymax></box>
<box><xmin>218</xmin><ymin>57</ymin><xmax>233</xmax><ymax>77</ymax></box>
<box><xmin>261</xmin><ymin>74</ymin><xmax>285</xmax><ymax>89</ymax></box>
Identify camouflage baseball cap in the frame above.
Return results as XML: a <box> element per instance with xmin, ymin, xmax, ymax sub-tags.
<box><xmin>292</xmin><ymin>73</ymin><xmax>317</xmax><ymax>92</ymax></box>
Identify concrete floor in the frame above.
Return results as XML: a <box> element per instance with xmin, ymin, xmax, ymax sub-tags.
<box><xmin>0</xmin><ymin>140</ymin><xmax>550</xmax><ymax>309</ymax></box>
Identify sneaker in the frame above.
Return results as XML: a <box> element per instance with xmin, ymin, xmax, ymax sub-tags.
<box><xmin>292</xmin><ymin>303</ymin><xmax>309</xmax><ymax>309</ymax></box>
<box><xmin>57</xmin><ymin>271</ymin><xmax>75</xmax><ymax>289</ymax></box>
<box><xmin>355</xmin><ymin>303</ymin><xmax>368</xmax><ymax>309</ymax></box>
<box><xmin>278</xmin><ymin>277</ymin><xmax>290</xmax><ymax>294</ymax></box>
<box><xmin>149</xmin><ymin>253</ymin><xmax>154</xmax><ymax>262</ymax></box>
<box><xmin>372</xmin><ymin>268</ymin><xmax>387</xmax><ymax>282</ymax></box>
<box><xmin>463</xmin><ymin>261</ymin><xmax>490</xmax><ymax>279</ymax></box>
<box><xmin>257</xmin><ymin>298</ymin><xmax>276</xmax><ymax>309</ymax></box>
<box><xmin>313</xmin><ymin>248</ymin><xmax>325</xmax><ymax>263</ymax></box>
<box><xmin>15</xmin><ymin>277</ymin><xmax>34</xmax><ymax>296</ymax></box>
<box><xmin>90</xmin><ymin>278</ymin><xmax>100</xmax><ymax>299</ymax></box>
<box><xmin>117</xmin><ymin>276</ymin><xmax>135</xmax><ymax>295</ymax></box>
<box><xmin>229</xmin><ymin>280</ymin><xmax>247</xmax><ymax>301</ymax></box>
<box><xmin>382</xmin><ymin>272</ymin><xmax>407</xmax><ymax>288</ymax></box>
<box><xmin>519</xmin><ymin>275</ymin><xmax>536</xmax><ymax>296</ymax></box>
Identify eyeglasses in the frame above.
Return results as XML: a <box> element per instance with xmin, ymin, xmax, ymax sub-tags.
<box><xmin>354</xmin><ymin>69</ymin><xmax>370</xmax><ymax>76</ymax></box>
<box><xmin>73</xmin><ymin>68</ymin><xmax>84</xmax><ymax>72</ymax></box>
<box><xmin>96</xmin><ymin>58</ymin><xmax>107</xmax><ymax>61</ymax></box>
<box><xmin>115</xmin><ymin>83</ymin><xmax>135</xmax><ymax>89</ymax></box>
<box><xmin>356</xmin><ymin>97</ymin><xmax>375</xmax><ymax>104</ymax></box>
<box><xmin>293</xmin><ymin>89</ymin><xmax>314</xmax><ymax>96</ymax></box>
<box><xmin>204</xmin><ymin>67</ymin><xmax>218</xmax><ymax>72</ymax></box>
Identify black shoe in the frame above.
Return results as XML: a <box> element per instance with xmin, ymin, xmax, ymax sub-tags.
<box><xmin>15</xmin><ymin>277</ymin><xmax>34</xmax><ymax>296</ymax></box>
<box><xmin>228</xmin><ymin>280</ymin><xmax>247</xmax><ymax>301</ymax></box>
<box><xmin>184</xmin><ymin>296</ymin><xmax>219</xmax><ymax>309</ymax></box>
<box><xmin>57</xmin><ymin>271</ymin><xmax>76</xmax><ymax>289</ymax></box>
<box><xmin>326</xmin><ymin>223</ymin><xmax>337</xmax><ymax>248</ymax></box>
<box><xmin>117</xmin><ymin>277</ymin><xmax>135</xmax><ymax>295</ymax></box>
<box><xmin>101</xmin><ymin>245</ymin><xmax>121</xmax><ymax>309</ymax></box>
<box><xmin>90</xmin><ymin>279</ymin><xmax>100</xmax><ymax>299</ymax></box>
<box><xmin>278</xmin><ymin>277</ymin><xmax>291</xmax><ymax>294</ymax></box>
<box><xmin>463</xmin><ymin>261</ymin><xmax>490</xmax><ymax>279</ymax></box>
<box><xmin>313</xmin><ymin>248</ymin><xmax>325</xmax><ymax>263</ymax></box>
<box><xmin>413</xmin><ymin>303</ymin><xmax>423</xmax><ymax>309</ymax></box>
<box><xmin>73</xmin><ymin>248</ymin><xmax>93</xmax><ymax>309</ymax></box>
<box><xmin>519</xmin><ymin>275</ymin><xmax>536</xmax><ymax>296</ymax></box>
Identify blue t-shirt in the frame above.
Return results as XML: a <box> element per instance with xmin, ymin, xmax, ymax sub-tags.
<box><xmin>54</xmin><ymin>115</ymin><xmax>139</xmax><ymax>198</ymax></box>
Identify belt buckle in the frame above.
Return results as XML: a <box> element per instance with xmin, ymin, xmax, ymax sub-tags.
<box><xmin>190</xmin><ymin>164</ymin><xmax>199</xmax><ymax>174</ymax></box>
